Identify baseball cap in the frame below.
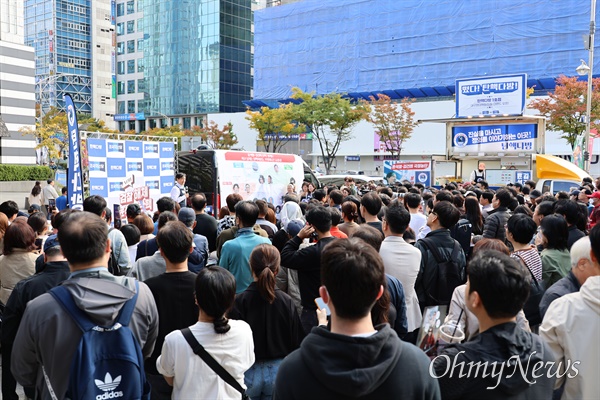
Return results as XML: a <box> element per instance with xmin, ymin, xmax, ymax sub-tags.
<box><xmin>126</xmin><ymin>203</ymin><xmax>142</xmax><ymax>217</ymax></box>
<box><xmin>28</xmin><ymin>204</ymin><xmax>41</xmax><ymax>213</ymax></box>
<box><xmin>286</xmin><ymin>219</ymin><xmax>305</xmax><ymax>237</ymax></box>
<box><xmin>178</xmin><ymin>207</ymin><xmax>196</xmax><ymax>226</ymax></box>
<box><xmin>590</xmin><ymin>192</ymin><xmax>600</xmax><ymax>199</ymax></box>
<box><xmin>43</xmin><ymin>234</ymin><xmax>60</xmax><ymax>252</ymax></box>
<box><xmin>529</xmin><ymin>190</ymin><xmax>542</xmax><ymax>199</ymax></box>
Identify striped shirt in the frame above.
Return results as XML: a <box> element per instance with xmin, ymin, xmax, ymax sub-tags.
<box><xmin>511</xmin><ymin>247</ymin><xmax>543</xmax><ymax>281</ymax></box>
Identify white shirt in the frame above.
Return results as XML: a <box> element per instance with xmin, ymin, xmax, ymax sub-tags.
<box><xmin>379</xmin><ymin>236</ymin><xmax>422</xmax><ymax>332</ymax></box>
<box><xmin>409</xmin><ymin>212</ymin><xmax>427</xmax><ymax>236</ymax></box>
<box><xmin>157</xmin><ymin>320</ymin><xmax>255</xmax><ymax>400</ymax></box>
<box><xmin>170</xmin><ymin>183</ymin><xmax>186</xmax><ymax>204</ymax></box>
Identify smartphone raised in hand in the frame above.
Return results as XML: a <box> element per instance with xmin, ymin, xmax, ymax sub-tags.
<box><xmin>314</xmin><ymin>297</ymin><xmax>331</xmax><ymax>316</ymax></box>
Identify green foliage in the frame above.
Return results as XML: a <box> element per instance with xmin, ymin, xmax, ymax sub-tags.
<box><xmin>289</xmin><ymin>88</ymin><xmax>368</xmax><ymax>174</ymax></box>
<box><xmin>246</xmin><ymin>105</ymin><xmax>305</xmax><ymax>153</ymax></box>
<box><xmin>0</xmin><ymin>165</ymin><xmax>53</xmax><ymax>181</ymax></box>
<box><xmin>188</xmin><ymin>121</ymin><xmax>238</xmax><ymax>149</ymax></box>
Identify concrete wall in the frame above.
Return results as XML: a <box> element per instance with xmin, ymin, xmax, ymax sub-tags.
<box><xmin>0</xmin><ymin>180</ymin><xmax>38</xmax><ymax>209</ymax></box>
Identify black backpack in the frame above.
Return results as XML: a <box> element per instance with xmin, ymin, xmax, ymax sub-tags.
<box><xmin>419</xmin><ymin>239</ymin><xmax>465</xmax><ymax>307</ymax></box>
<box><xmin>450</xmin><ymin>218</ymin><xmax>472</xmax><ymax>259</ymax></box>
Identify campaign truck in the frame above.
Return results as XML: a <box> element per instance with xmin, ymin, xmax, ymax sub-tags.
<box><xmin>178</xmin><ymin>149</ymin><xmax>320</xmax><ymax>216</ymax></box>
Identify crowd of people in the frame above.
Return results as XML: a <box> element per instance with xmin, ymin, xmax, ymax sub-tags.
<box><xmin>0</xmin><ymin>174</ymin><xmax>598</xmax><ymax>400</ymax></box>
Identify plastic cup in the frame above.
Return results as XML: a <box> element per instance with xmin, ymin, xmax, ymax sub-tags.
<box><xmin>437</xmin><ymin>322</ymin><xmax>465</xmax><ymax>353</ymax></box>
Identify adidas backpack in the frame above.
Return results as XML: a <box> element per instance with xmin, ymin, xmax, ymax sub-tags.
<box><xmin>49</xmin><ymin>281</ymin><xmax>150</xmax><ymax>400</ymax></box>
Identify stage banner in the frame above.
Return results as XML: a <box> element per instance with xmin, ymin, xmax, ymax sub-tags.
<box><xmin>64</xmin><ymin>94</ymin><xmax>84</xmax><ymax>209</ymax></box>
<box><xmin>383</xmin><ymin>160</ymin><xmax>431</xmax><ymax>187</ymax></box>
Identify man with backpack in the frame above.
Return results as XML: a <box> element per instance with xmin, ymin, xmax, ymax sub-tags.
<box><xmin>415</xmin><ymin>201</ymin><xmax>466</xmax><ymax>313</ymax></box>
<box><xmin>12</xmin><ymin>211</ymin><xmax>158</xmax><ymax>400</ymax></box>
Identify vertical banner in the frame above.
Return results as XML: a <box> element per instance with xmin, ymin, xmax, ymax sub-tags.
<box><xmin>64</xmin><ymin>94</ymin><xmax>84</xmax><ymax>209</ymax></box>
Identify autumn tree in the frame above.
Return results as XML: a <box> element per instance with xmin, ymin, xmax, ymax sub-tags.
<box><xmin>190</xmin><ymin>120</ymin><xmax>238</xmax><ymax>149</ymax></box>
<box><xmin>363</xmin><ymin>94</ymin><xmax>420</xmax><ymax>160</ymax></box>
<box><xmin>246</xmin><ymin>104</ymin><xmax>305</xmax><ymax>153</ymax></box>
<box><xmin>289</xmin><ymin>88</ymin><xmax>367</xmax><ymax>174</ymax></box>
<box><xmin>529</xmin><ymin>75</ymin><xmax>600</xmax><ymax>149</ymax></box>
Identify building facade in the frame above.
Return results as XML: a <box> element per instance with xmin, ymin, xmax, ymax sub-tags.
<box><xmin>115</xmin><ymin>0</ymin><xmax>253</xmax><ymax>133</ymax></box>
<box><xmin>1</xmin><ymin>0</ymin><xmax>36</xmax><ymax>165</ymax></box>
<box><xmin>24</xmin><ymin>0</ymin><xmax>115</xmax><ymax>127</ymax></box>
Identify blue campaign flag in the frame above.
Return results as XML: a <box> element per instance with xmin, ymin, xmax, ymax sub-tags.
<box><xmin>64</xmin><ymin>94</ymin><xmax>84</xmax><ymax>210</ymax></box>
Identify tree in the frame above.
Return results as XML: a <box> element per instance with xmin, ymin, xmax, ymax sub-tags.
<box><xmin>190</xmin><ymin>120</ymin><xmax>238</xmax><ymax>149</ymax></box>
<box><xmin>529</xmin><ymin>75</ymin><xmax>600</xmax><ymax>149</ymax></box>
<box><xmin>363</xmin><ymin>94</ymin><xmax>419</xmax><ymax>160</ymax></box>
<box><xmin>246</xmin><ymin>104</ymin><xmax>304</xmax><ymax>153</ymax></box>
<box><xmin>289</xmin><ymin>88</ymin><xmax>367</xmax><ymax>174</ymax></box>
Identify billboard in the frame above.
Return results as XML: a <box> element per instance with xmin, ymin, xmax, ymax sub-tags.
<box><xmin>87</xmin><ymin>138</ymin><xmax>175</xmax><ymax>219</ymax></box>
<box><xmin>451</xmin><ymin>123</ymin><xmax>537</xmax><ymax>154</ymax></box>
<box><xmin>456</xmin><ymin>74</ymin><xmax>527</xmax><ymax>118</ymax></box>
<box><xmin>383</xmin><ymin>160</ymin><xmax>431</xmax><ymax>187</ymax></box>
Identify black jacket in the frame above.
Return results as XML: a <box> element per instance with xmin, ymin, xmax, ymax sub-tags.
<box><xmin>539</xmin><ymin>270</ymin><xmax>580</xmax><ymax>320</ymax></box>
<box><xmin>273</xmin><ymin>324</ymin><xmax>440</xmax><ymax>400</ymax></box>
<box><xmin>567</xmin><ymin>225</ymin><xmax>586</xmax><ymax>250</ymax></box>
<box><xmin>433</xmin><ymin>322</ymin><xmax>556</xmax><ymax>400</ymax></box>
<box><xmin>483</xmin><ymin>206</ymin><xmax>511</xmax><ymax>242</ymax></box>
<box><xmin>280</xmin><ymin>236</ymin><xmax>336</xmax><ymax>309</ymax></box>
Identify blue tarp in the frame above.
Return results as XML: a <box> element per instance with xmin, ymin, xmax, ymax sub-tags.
<box><xmin>254</xmin><ymin>0</ymin><xmax>599</xmax><ymax>99</ymax></box>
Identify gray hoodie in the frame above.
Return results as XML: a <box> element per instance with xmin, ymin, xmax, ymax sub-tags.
<box><xmin>11</xmin><ymin>270</ymin><xmax>158</xmax><ymax>400</ymax></box>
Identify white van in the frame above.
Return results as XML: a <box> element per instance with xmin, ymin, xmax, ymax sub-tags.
<box><xmin>178</xmin><ymin>149</ymin><xmax>320</xmax><ymax>216</ymax></box>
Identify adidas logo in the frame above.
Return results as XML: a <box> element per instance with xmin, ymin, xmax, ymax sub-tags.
<box><xmin>95</xmin><ymin>373</ymin><xmax>124</xmax><ymax>400</ymax></box>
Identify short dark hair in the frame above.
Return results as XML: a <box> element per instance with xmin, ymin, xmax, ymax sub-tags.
<box><xmin>525</xmin><ymin>180</ymin><xmax>536</xmax><ymax>189</ymax></box>
<box><xmin>506</xmin><ymin>214</ymin><xmax>537</xmax><ymax>244</ymax></box>
<box><xmin>541</xmin><ymin>214</ymin><xmax>569</xmax><ymax>251</ymax></box>
<box><xmin>360</xmin><ymin>191</ymin><xmax>383</xmax><ymax>216</ymax></box>
<box><xmin>157</xmin><ymin>211</ymin><xmax>178</xmax><ymax>230</ymax></box>
<box><xmin>590</xmin><ymin>224</ymin><xmax>600</xmax><ymax>261</ymax></box>
<box><xmin>478</xmin><ymin>180</ymin><xmax>489</xmax><ymax>189</ymax></box>
<box><xmin>384</xmin><ymin>199</ymin><xmax>410</xmax><ymax>235</ymax></box>
<box><xmin>0</xmin><ymin>201</ymin><xmax>19</xmax><ymax>219</ymax></box>
<box><xmin>305</xmin><ymin>206</ymin><xmax>332</xmax><ymax>233</ymax></box>
<box><xmin>329</xmin><ymin>189</ymin><xmax>343</xmax><ymax>206</ymax></box>
<box><xmin>157</xmin><ymin>197</ymin><xmax>177</xmax><ymax>213</ymax></box>
<box><xmin>313</xmin><ymin>189</ymin><xmax>327</xmax><ymax>202</ymax></box>
<box><xmin>468</xmin><ymin>250</ymin><xmax>530</xmax><ymax>318</ymax></box>
<box><xmin>27</xmin><ymin>212</ymin><xmax>47</xmax><ymax>234</ymax></box>
<box><xmin>47</xmin><ymin>179</ymin><xmax>54</xmax><ymax>184</ymax></box>
<box><xmin>51</xmin><ymin>208</ymin><xmax>80</xmax><ymax>231</ymax></box>
<box><xmin>329</xmin><ymin>207</ymin><xmax>342</xmax><ymax>226</ymax></box>
<box><xmin>321</xmin><ymin>238</ymin><xmax>386</xmax><ymax>319</ymax></box>
<box><xmin>226</xmin><ymin>193</ymin><xmax>243</xmax><ymax>211</ymax></box>
<box><xmin>156</xmin><ymin>221</ymin><xmax>193</xmax><ymax>263</ymax></box>
<box><xmin>191</xmin><ymin>193</ymin><xmax>207</xmax><ymax>211</ymax></box>
<box><xmin>120</xmin><ymin>223</ymin><xmax>141</xmax><ymax>247</ymax></box>
<box><xmin>196</xmin><ymin>267</ymin><xmax>236</xmax><ymax>334</ymax></box>
<box><xmin>554</xmin><ymin>199</ymin><xmax>579</xmax><ymax>225</ymax></box>
<box><xmin>433</xmin><ymin>201</ymin><xmax>460</xmax><ymax>229</ymax></box>
<box><xmin>83</xmin><ymin>195</ymin><xmax>107</xmax><ymax>216</ymax></box>
<box><xmin>103</xmin><ymin>207</ymin><xmax>112</xmax><ymax>223</ymax></box>
<box><xmin>175</xmin><ymin>172</ymin><xmax>186</xmax><ymax>180</ymax></box>
<box><xmin>495</xmin><ymin>188</ymin><xmax>512</xmax><ymax>208</ymax></box>
<box><xmin>351</xmin><ymin>225</ymin><xmax>384</xmax><ymax>251</ymax></box>
<box><xmin>404</xmin><ymin>192</ymin><xmax>421</xmax><ymax>209</ymax></box>
<box><xmin>235</xmin><ymin>201</ymin><xmax>259</xmax><ymax>227</ymax></box>
<box><xmin>61</xmin><ymin>186</ymin><xmax>67</xmax><ymax>195</ymax></box>
<box><xmin>126</xmin><ymin>203</ymin><xmax>142</xmax><ymax>219</ymax></box>
<box><xmin>435</xmin><ymin>190</ymin><xmax>453</xmax><ymax>204</ymax></box>
<box><xmin>255</xmin><ymin>199</ymin><xmax>269</xmax><ymax>217</ymax></box>
<box><xmin>3</xmin><ymin>220</ymin><xmax>36</xmax><ymax>255</ymax></box>
<box><xmin>481</xmin><ymin>190</ymin><xmax>494</xmax><ymax>203</ymax></box>
<box><xmin>58</xmin><ymin>212</ymin><xmax>108</xmax><ymax>265</ymax></box>
<box><xmin>536</xmin><ymin>201</ymin><xmax>556</xmax><ymax>218</ymax></box>
<box><xmin>133</xmin><ymin>214</ymin><xmax>154</xmax><ymax>235</ymax></box>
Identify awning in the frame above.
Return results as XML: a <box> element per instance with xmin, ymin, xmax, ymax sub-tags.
<box><xmin>535</xmin><ymin>154</ymin><xmax>591</xmax><ymax>181</ymax></box>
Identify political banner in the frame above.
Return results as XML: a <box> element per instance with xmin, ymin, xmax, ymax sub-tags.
<box><xmin>383</xmin><ymin>160</ymin><xmax>431</xmax><ymax>187</ymax></box>
<box><xmin>64</xmin><ymin>94</ymin><xmax>84</xmax><ymax>210</ymax></box>
<box><xmin>456</xmin><ymin>74</ymin><xmax>527</xmax><ymax>118</ymax></box>
<box><xmin>451</xmin><ymin>123</ymin><xmax>537</xmax><ymax>154</ymax></box>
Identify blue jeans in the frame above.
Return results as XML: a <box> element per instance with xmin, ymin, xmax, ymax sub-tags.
<box><xmin>245</xmin><ymin>358</ymin><xmax>283</xmax><ymax>400</ymax></box>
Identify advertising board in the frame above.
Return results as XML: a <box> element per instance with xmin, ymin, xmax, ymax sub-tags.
<box><xmin>455</xmin><ymin>74</ymin><xmax>527</xmax><ymax>118</ymax></box>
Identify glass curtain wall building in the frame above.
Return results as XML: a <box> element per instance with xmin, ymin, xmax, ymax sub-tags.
<box><xmin>117</xmin><ymin>0</ymin><xmax>251</xmax><ymax>132</ymax></box>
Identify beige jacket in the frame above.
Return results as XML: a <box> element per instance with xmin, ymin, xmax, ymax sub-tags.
<box><xmin>0</xmin><ymin>249</ymin><xmax>38</xmax><ymax>304</ymax></box>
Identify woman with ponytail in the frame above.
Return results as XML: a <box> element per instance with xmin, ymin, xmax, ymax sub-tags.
<box><xmin>230</xmin><ymin>244</ymin><xmax>304</xmax><ymax>400</ymax></box>
<box><xmin>157</xmin><ymin>267</ymin><xmax>255</xmax><ymax>399</ymax></box>
<box><xmin>338</xmin><ymin>201</ymin><xmax>360</xmax><ymax>236</ymax></box>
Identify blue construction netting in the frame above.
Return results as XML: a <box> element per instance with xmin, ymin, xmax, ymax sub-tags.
<box><xmin>254</xmin><ymin>0</ymin><xmax>600</xmax><ymax>101</ymax></box>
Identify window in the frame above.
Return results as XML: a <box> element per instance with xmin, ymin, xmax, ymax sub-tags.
<box><xmin>117</xmin><ymin>81</ymin><xmax>125</xmax><ymax>95</ymax></box>
<box><xmin>127</xmin><ymin>100</ymin><xmax>135</xmax><ymax>113</ymax></box>
<box><xmin>137</xmin><ymin>18</ymin><xmax>143</xmax><ymax>32</ymax></box>
<box><xmin>116</xmin><ymin>22</ymin><xmax>124</xmax><ymax>36</ymax></box>
<box><xmin>127</xmin><ymin>80</ymin><xmax>135</xmax><ymax>94</ymax></box>
<box><xmin>117</xmin><ymin>3</ymin><xmax>124</xmax><ymax>16</ymax></box>
<box><xmin>137</xmin><ymin>57</ymin><xmax>144</xmax><ymax>72</ymax></box>
<box><xmin>127</xmin><ymin>20</ymin><xmax>134</xmax><ymax>34</ymax></box>
<box><xmin>137</xmin><ymin>79</ymin><xmax>146</xmax><ymax>92</ymax></box>
<box><xmin>127</xmin><ymin>40</ymin><xmax>135</xmax><ymax>53</ymax></box>
<box><xmin>137</xmin><ymin>38</ymin><xmax>143</xmax><ymax>52</ymax></box>
<box><xmin>127</xmin><ymin>60</ymin><xmax>135</xmax><ymax>74</ymax></box>
<box><xmin>117</xmin><ymin>61</ymin><xmax>125</xmax><ymax>75</ymax></box>
<box><xmin>118</xmin><ymin>101</ymin><xmax>125</xmax><ymax>114</ymax></box>
<box><xmin>127</xmin><ymin>1</ymin><xmax>135</xmax><ymax>14</ymax></box>
<box><xmin>117</xmin><ymin>41</ymin><xmax>124</xmax><ymax>55</ymax></box>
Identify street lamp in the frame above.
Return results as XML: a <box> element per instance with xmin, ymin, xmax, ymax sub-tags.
<box><xmin>577</xmin><ymin>0</ymin><xmax>596</xmax><ymax>173</ymax></box>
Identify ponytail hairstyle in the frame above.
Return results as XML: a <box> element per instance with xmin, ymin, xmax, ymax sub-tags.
<box><xmin>195</xmin><ymin>266</ymin><xmax>236</xmax><ymax>334</ymax></box>
<box><xmin>31</xmin><ymin>181</ymin><xmax>42</xmax><ymax>197</ymax></box>
<box><xmin>249</xmin><ymin>244</ymin><xmax>280</xmax><ymax>304</ymax></box>
<box><xmin>341</xmin><ymin>201</ymin><xmax>359</xmax><ymax>222</ymax></box>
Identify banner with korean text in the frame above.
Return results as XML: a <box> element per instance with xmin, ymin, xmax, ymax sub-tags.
<box><xmin>64</xmin><ymin>94</ymin><xmax>84</xmax><ymax>210</ymax></box>
<box><xmin>383</xmin><ymin>160</ymin><xmax>431</xmax><ymax>187</ymax></box>
<box><xmin>456</xmin><ymin>74</ymin><xmax>527</xmax><ymax>118</ymax></box>
<box><xmin>451</xmin><ymin>123</ymin><xmax>537</xmax><ymax>155</ymax></box>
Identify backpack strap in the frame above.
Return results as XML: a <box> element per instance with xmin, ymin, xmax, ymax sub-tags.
<box><xmin>50</xmin><ymin>281</ymin><xmax>139</xmax><ymax>331</ymax></box>
<box><xmin>419</xmin><ymin>237</ymin><xmax>445</xmax><ymax>264</ymax></box>
<box><xmin>181</xmin><ymin>328</ymin><xmax>248</xmax><ymax>399</ymax></box>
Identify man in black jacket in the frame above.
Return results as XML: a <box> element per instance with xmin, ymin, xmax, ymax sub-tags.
<box><xmin>281</xmin><ymin>206</ymin><xmax>336</xmax><ymax>334</ymax></box>
<box><xmin>483</xmin><ymin>188</ymin><xmax>512</xmax><ymax>242</ymax></box>
<box><xmin>2</xmin><ymin>236</ymin><xmax>71</xmax><ymax>399</ymax></box>
<box><xmin>433</xmin><ymin>250</ymin><xmax>556</xmax><ymax>399</ymax></box>
<box><xmin>274</xmin><ymin>238</ymin><xmax>440</xmax><ymax>400</ymax></box>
